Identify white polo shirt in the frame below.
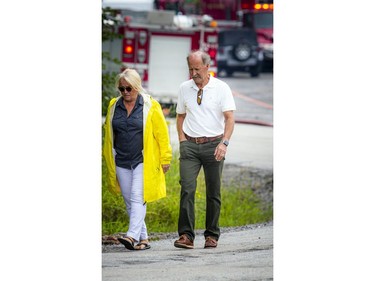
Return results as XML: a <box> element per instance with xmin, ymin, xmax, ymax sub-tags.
<box><xmin>176</xmin><ymin>75</ymin><xmax>236</xmax><ymax>137</ymax></box>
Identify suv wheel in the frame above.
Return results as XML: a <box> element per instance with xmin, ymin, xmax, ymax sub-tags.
<box><xmin>233</xmin><ymin>42</ymin><xmax>252</xmax><ymax>61</ymax></box>
<box><xmin>250</xmin><ymin>63</ymin><xmax>262</xmax><ymax>77</ymax></box>
<box><xmin>226</xmin><ymin>69</ymin><xmax>233</xmax><ymax>77</ymax></box>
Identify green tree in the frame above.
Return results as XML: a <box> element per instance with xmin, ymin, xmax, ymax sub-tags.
<box><xmin>102</xmin><ymin>8</ymin><xmax>123</xmax><ymax>116</ymax></box>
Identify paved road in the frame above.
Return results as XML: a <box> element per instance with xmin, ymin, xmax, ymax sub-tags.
<box><xmin>222</xmin><ymin>73</ymin><xmax>273</xmax><ymax>126</ymax></box>
<box><xmin>102</xmin><ymin>73</ymin><xmax>274</xmax><ymax>280</ymax></box>
<box><xmin>102</xmin><ymin>222</ymin><xmax>273</xmax><ymax>281</ymax></box>
<box><xmin>102</xmin><ymin>121</ymin><xmax>274</xmax><ymax>281</ymax></box>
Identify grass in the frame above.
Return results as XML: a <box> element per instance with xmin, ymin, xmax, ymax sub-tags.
<box><xmin>102</xmin><ymin>154</ymin><xmax>273</xmax><ymax>235</ymax></box>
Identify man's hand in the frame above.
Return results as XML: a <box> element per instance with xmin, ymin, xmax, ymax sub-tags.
<box><xmin>214</xmin><ymin>143</ymin><xmax>227</xmax><ymax>161</ymax></box>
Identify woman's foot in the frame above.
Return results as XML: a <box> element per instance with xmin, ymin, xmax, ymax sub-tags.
<box><xmin>118</xmin><ymin>236</ymin><xmax>136</xmax><ymax>250</ymax></box>
<box><xmin>134</xmin><ymin>239</ymin><xmax>151</xmax><ymax>250</ymax></box>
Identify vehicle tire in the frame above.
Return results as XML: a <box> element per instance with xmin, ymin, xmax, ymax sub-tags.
<box><xmin>250</xmin><ymin>60</ymin><xmax>264</xmax><ymax>77</ymax></box>
<box><xmin>226</xmin><ymin>69</ymin><xmax>233</xmax><ymax>77</ymax></box>
<box><xmin>233</xmin><ymin>42</ymin><xmax>252</xmax><ymax>61</ymax></box>
<box><xmin>250</xmin><ymin>65</ymin><xmax>261</xmax><ymax>77</ymax></box>
<box><xmin>217</xmin><ymin>67</ymin><xmax>224</xmax><ymax>77</ymax></box>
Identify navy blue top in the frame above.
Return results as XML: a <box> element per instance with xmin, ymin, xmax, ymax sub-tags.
<box><xmin>112</xmin><ymin>95</ymin><xmax>144</xmax><ymax>169</ymax></box>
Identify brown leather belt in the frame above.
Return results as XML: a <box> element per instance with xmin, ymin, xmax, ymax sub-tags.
<box><xmin>185</xmin><ymin>133</ymin><xmax>223</xmax><ymax>144</ymax></box>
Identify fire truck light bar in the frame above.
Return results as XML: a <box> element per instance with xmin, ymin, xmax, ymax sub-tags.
<box><xmin>254</xmin><ymin>4</ymin><xmax>274</xmax><ymax>10</ymax></box>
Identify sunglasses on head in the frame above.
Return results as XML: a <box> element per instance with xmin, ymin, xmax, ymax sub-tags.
<box><xmin>118</xmin><ymin>86</ymin><xmax>132</xmax><ymax>93</ymax></box>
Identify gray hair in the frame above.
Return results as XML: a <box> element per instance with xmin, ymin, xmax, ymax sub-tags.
<box><xmin>186</xmin><ymin>50</ymin><xmax>211</xmax><ymax>66</ymax></box>
<box><xmin>116</xmin><ymin>68</ymin><xmax>144</xmax><ymax>93</ymax></box>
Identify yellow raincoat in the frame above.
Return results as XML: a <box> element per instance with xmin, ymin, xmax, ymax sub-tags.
<box><xmin>103</xmin><ymin>93</ymin><xmax>172</xmax><ymax>203</ymax></box>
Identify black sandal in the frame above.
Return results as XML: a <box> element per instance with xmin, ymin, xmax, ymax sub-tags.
<box><xmin>118</xmin><ymin>236</ymin><xmax>135</xmax><ymax>250</ymax></box>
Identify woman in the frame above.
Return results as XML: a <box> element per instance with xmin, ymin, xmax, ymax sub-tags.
<box><xmin>103</xmin><ymin>68</ymin><xmax>172</xmax><ymax>250</ymax></box>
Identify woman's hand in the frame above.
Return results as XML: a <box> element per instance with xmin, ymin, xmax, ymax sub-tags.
<box><xmin>162</xmin><ymin>164</ymin><xmax>170</xmax><ymax>173</ymax></box>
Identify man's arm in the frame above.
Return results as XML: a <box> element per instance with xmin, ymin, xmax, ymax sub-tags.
<box><xmin>176</xmin><ymin>113</ymin><xmax>187</xmax><ymax>142</ymax></box>
<box><xmin>214</xmin><ymin>110</ymin><xmax>235</xmax><ymax>161</ymax></box>
<box><xmin>222</xmin><ymin>110</ymin><xmax>235</xmax><ymax>141</ymax></box>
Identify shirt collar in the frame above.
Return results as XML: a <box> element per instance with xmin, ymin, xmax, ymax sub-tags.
<box><xmin>191</xmin><ymin>74</ymin><xmax>215</xmax><ymax>90</ymax></box>
<box><xmin>116</xmin><ymin>94</ymin><xmax>144</xmax><ymax>109</ymax></box>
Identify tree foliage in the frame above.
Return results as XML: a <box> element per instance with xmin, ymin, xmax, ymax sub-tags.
<box><xmin>102</xmin><ymin>8</ymin><xmax>123</xmax><ymax>116</ymax></box>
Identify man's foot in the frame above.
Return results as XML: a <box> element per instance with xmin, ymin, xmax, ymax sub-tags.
<box><xmin>204</xmin><ymin>236</ymin><xmax>218</xmax><ymax>248</ymax></box>
<box><xmin>174</xmin><ymin>234</ymin><xmax>194</xmax><ymax>249</ymax></box>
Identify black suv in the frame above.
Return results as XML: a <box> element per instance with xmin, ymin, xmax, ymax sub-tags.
<box><xmin>217</xmin><ymin>28</ymin><xmax>264</xmax><ymax>77</ymax></box>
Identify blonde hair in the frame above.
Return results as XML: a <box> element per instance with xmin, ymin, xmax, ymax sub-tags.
<box><xmin>116</xmin><ymin>68</ymin><xmax>144</xmax><ymax>93</ymax></box>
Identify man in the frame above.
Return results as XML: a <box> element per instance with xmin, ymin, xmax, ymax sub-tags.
<box><xmin>174</xmin><ymin>50</ymin><xmax>236</xmax><ymax>249</ymax></box>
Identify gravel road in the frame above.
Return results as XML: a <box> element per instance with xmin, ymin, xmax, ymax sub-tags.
<box><xmin>102</xmin><ymin>221</ymin><xmax>273</xmax><ymax>281</ymax></box>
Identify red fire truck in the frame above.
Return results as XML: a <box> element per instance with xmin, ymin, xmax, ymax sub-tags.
<box><xmin>117</xmin><ymin>10</ymin><xmax>219</xmax><ymax>105</ymax></box>
<box><xmin>241</xmin><ymin>0</ymin><xmax>273</xmax><ymax>66</ymax></box>
<box><xmin>156</xmin><ymin>0</ymin><xmax>273</xmax><ymax>67</ymax></box>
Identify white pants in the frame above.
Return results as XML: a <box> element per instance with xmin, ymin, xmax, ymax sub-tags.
<box><xmin>116</xmin><ymin>164</ymin><xmax>148</xmax><ymax>242</ymax></box>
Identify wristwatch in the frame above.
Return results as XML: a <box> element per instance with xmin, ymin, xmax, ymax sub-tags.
<box><xmin>222</xmin><ymin>140</ymin><xmax>229</xmax><ymax>146</ymax></box>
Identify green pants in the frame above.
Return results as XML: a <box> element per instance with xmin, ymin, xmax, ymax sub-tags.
<box><xmin>178</xmin><ymin>139</ymin><xmax>224</xmax><ymax>241</ymax></box>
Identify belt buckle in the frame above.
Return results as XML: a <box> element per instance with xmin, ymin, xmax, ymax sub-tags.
<box><xmin>195</xmin><ymin>137</ymin><xmax>205</xmax><ymax>144</ymax></box>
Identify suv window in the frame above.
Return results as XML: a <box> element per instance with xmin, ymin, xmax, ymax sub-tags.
<box><xmin>218</xmin><ymin>29</ymin><xmax>258</xmax><ymax>45</ymax></box>
<box><xmin>254</xmin><ymin>13</ymin><xmax>273</xmax><ymax>29</ymax></box>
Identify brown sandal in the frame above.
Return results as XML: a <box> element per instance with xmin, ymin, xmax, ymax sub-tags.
<box><xmin>134</xmin><ymin>240</ymin><xmax>151</xmax><ymax>250</ymax></box>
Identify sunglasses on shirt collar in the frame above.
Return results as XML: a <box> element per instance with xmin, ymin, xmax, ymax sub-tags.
<box><xmin>118</xmin><ymin>86</ymin><xmax>132</xmax><ymax>93</ymax></box>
